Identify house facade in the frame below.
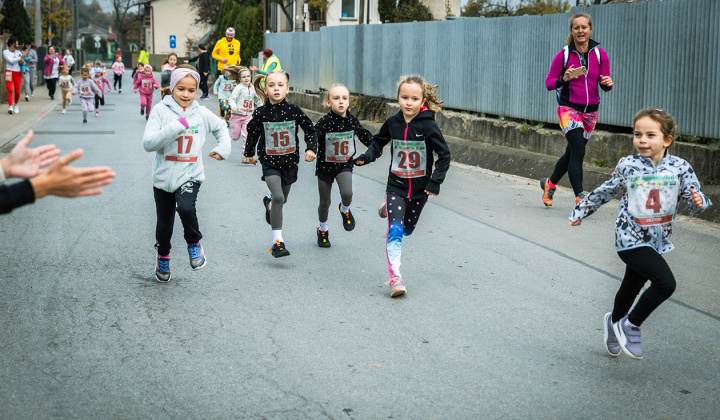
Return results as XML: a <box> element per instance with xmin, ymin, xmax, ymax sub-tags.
<box><xmin>139</xmin><ymin>0</ymin><xmax>212</xmax><ymax>56</ymax></box>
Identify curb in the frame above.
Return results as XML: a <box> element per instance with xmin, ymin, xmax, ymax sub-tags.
<box><xmin>0</xmin><ymin>99</ymin><xmax>61</xmax><ymax>150</ymax></box>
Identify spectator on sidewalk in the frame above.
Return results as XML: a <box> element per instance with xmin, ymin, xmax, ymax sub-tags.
<box><xmin>43</xmin><ymin>46</ymin><xmax>66</xmax><ymax>100</ymax></box>
<box><xmin>22</xmin><ymin>42</ymin><xmax>39</xmax><ymax>101</ymax></box>
<box><xmin>3</xmin><ymin>38</ymin><xmax>29</xmax><ymax>115</ymax></box>
<box><xmin>62</xmin><ymin>48</ymin><xmax>75</xmax><ymax>73</ymax></box>
<box><xmin>185</xmin><ymin>44</ymin><xmax>210</xmax><ymax>99</ymax></box>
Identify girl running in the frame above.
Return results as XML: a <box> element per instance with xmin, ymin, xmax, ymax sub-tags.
<box><xmin>314</xmin><ymin>83</ymin><xmax>372</xmax><ymax>247</ymax></box>
<box><xmin>72</xmin><ymin>68</ymin><xmax>102</xmax><ymax>124</ymax></box>
<box><xmin>58</xmin><ymin>65</ymin><xmax>75</xmax><ymax>114</ymax></box>
<box><xmin>228</xmin><ymin>66</ymin><xmax>262</xmax><ymax>154</ymax></box>
<box><xmin>132</xmin><ymin>62</ymin><xmax>144</xmax><ymax>86</ymax></box>
<box><xmin>111</xmin><ymin>55</ymin><xmax>125</xmax><ymax>92</ymax></box>
<box><xmin>160</xmin><ymin>53</ymin><xmax>178</xmax><ymax>89</ymax></box>
<box><xmin>213</xmin><ymin>67</ymin><xmax>236</xmax><ymax>125</ymax></box>
<box><xmin>142</xmin><ymin>65</ymin><xmax>232</xmax><ymax>283</ymax></box>
<box><xmin>354</xmin><ymin>75</ymin><xmax>451</xmax><ymax>298</ymax></box>
<box><xmin>92</xmin><ymin>67</ymin><xmax>111</xmax><ymax>117</ymax></box>
<box><xmin>569</xmin><ymin>108</ymin><xmax>711</xmax><ymax>360</ymax></box>
<box><xmin>134</xmin><ymin>64</ymin><xmax>159</xmax><ymax>120</ymax></box>
<box><xmin>242</xmin><ymin>71</ymin><xmax>318</xmax><ymax>257</ymax></box>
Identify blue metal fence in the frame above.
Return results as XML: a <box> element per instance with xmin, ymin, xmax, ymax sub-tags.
<box><xmin>266</xmin><ymin>0</ymin><xmax>720</xmax><ymax>138</ymax></box>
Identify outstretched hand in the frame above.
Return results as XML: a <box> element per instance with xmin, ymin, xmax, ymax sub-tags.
<box><xmin>690</xmin><ymin>188</ymin><xmax>703</xmax><ymax>208</ymax></box>
<box><xmin>1</xmin><ymin>130</ymin><xmax>60</xmax><ymax>179</ymax></box>
<box><xmin>600</xmin><ymin>75</ymin><xmax>613</xmax><ymax>87</ymax></box>
<box><xmin>209</xmin><ymin>152</ymin><xmax>224</xmax><ymax>161</ymax></box>
<box><xmin>354</xmin><ymin>159</ymin><xmax>365</xmax><ymax>166</ymax></box>
<box><xmin>30</xmin><ymin>149</ymin><xmax>115</xmax><ymax>198</ymax></box>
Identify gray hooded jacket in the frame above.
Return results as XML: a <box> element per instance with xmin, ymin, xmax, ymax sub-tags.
<box><xmin>143</xmin><ymin>95</ymin><xmax>231</xmax><ymax>192</ymax></box>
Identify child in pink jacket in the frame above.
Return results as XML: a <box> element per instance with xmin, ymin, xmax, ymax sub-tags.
<box><xmin>134</xmin><ymin>64</ymin><xmax>159</xmax><ymax>120</ymax></box>
<box><xmin>111</xmin><ymin>56</ymin><xmax>125</xmax><ymax>92</ymax></box>
<box><xmin>92</xmin><ymin>71</ymin><xmax>111</xmax><ymax>117</ymax></box>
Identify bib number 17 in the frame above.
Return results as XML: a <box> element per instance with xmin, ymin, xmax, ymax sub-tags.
<box><xmin>175</xmin><ymin>135</ymin><xmax>193</xmax><ymax>154</ymax></box>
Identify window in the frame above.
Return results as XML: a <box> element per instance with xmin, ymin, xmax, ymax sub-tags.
<box><xmin>341</xmin><ymin>0</ymin><xmax>356</xmax><ymax>19</ymax></box>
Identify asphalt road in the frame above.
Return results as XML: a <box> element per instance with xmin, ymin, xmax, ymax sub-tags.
<box><xmin>1</xmin><ymin>72</ymin><xmax>719</xmax><ymax>419</ymax></box>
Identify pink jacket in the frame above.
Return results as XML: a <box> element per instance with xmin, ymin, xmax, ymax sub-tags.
<box><xmin>112</xmin><ymin>62</ymin><xmax>125</xmax><ymax>75</ymax></box>
<box><xmin>134</xmin><ymin>73</ymin><xmax>159</xmax><ymax>94</ymax></box>
<box><xmin>92</xmin><ymin>74</ymin><xmax>112</xmax><ymax>94</ymax></box>
<box><xmin>43</xmin><ymin>54</ymin><xmax>66</xmax><ymax>76</ymax></box>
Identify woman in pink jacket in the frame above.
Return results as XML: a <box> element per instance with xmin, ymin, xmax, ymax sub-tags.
<box><xmin>43</xmin><ymin>46</ymin><xmax>66</xmax><ymax>100</ymax></box>
<box><xmin>540</xmin><ymin>13</ymin><xmax>613</xmax><ymax>208</ymax></box>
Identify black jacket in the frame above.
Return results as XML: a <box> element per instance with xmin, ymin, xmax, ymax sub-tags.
<box><xmin>356</xmin><ymin>109</ymin><xmax>451</xmax><ymax>198</ymax></box>
<box><xmin>187</xmin><ymin>51</ymin><xmax>210</xmax><ymax>74</ymax></box>
<box><xmin>244</xmin><ymin>99</ymin><xmax>318</xmax><ymax>169</ymax></box>
<box><xmin>314</xmin><ymin>111</ymin><xmax>373</xmax><ymax>177</ymax></box>
<box><xmin>1</xmin><ymin>179</ymin><xmax>35</xmax><ymax>214</ymax></box>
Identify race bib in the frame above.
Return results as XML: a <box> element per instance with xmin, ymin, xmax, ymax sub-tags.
<box><xmin>325</xmin><ymin>131</ymin><xmax>355</xmax><ymax>163</ymax></box>
<box><xmin>239</xmin><ymin>95</ymin><xmax>255</xmax><ymax>113</ymax></box>
<box><xmin>165</xmin><ymin>125</ymin><xmax>200</xmax><ymax>162</ymax></box>
<box><xmin>80</xmin><ymin>85</ymin><xmax>91</xmax><ymax>95</ymax></box>
<box><xmin>264</xmin><ymin>121</ymin><xmax>296</xmax><ymax>155</ymax></box>
<box><xmin>391</xmin><ymin>140</ymin><xmax>427</xmax><ymax>178</ymax></box>
<box><xmin>142</xmin><ymin>80</ymin><xmax>152</xmax><ymax>90</ymax></box>
<box><xmin>60</xmin><ymin>81</ymin><xmax>70</xmax><ymax>89</ymax></box>
<box><xmin>627</xmin><ymin>174</ymin><xmax>679</xmax><ymax>226</ymax></box>
<box><xmin>223</xmin><ymin>83</ymin><xmax>234</xmax><ymax>92</ymax></box>
<box><xmin>94</xmin><ymin>79</ymin><xmax>102</xmax><ymax>88</ymax></box>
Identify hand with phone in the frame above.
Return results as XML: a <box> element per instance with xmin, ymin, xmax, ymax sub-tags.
<box><xmin>563</xmin><ymin>65</ymin><xmax>586</xmax><ymax>82</ymax></box>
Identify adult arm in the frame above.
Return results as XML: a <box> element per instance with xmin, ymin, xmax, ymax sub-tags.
<box><xmin>257</xmin><ymin>61</ymin><xmax>277</xmax><ymax>75</ymax></box>
<box><xmin>545</xmin><ymin>50</ymin><xmax>566</xmax><ymax>91</ymax></box>
<box><xmin>3</xmin><ymin>49</ymin><xmax>22</xmax><ymax>65</ymax></box>
<box><xmin>599</xmin><ymin>48</ymin><xmax>613</xmax><ymax>92</ymax></box>
<box><xmin>211</xmin><ymin>41</ymin><xmax>223</xmax><ymax>62</ymax></box>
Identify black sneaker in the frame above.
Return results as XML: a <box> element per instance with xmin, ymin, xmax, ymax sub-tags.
<box><xmin>141</xmin><ymin>108</ymin><xmax>144</xmax><ymax>115</ymax></box>
<box><xmin>270</xmin><ymin>240</ymin><xmax>290</xmax><ymax>258</ymax></box>
<box><xmin>339</xmin><ymin>204</ymin><xmax>355</xmax><ymax>231</ymax></box>
<box><xmin>263</xmin><ymin>195</ymin><xmax>272</xmax><ymax>225</ymax></box>
<box><xmin>317</xmin><ymin>229</ymin><xmax>331</xmax><ymax>248</ymax></box>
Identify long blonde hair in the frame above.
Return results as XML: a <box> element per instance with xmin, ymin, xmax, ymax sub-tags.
<box><xmin>566</xmin><ymin>13</ymin><xmax>593</xmax><ymax>45</ymax></box>
<box><xmin>252</xmin><ymin>70</ymin><xmax>290</xmax><ymax>103</ymax></box>
<box><xmin>396</xmin><ymin>75</ymin><xmax>443</xmax><ymax>113</ymax></box>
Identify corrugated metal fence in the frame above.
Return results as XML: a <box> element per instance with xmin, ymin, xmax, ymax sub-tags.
<box><xmin>266</xmin><ymin>0</ymin><xmax>719</xmax><ymax>138</ymax></box>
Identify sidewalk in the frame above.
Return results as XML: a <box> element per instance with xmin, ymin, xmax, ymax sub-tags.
<box><xmin>0</xmin><ymin>93</ymin><xmax>60</xmax><ymax>151</ymax></box>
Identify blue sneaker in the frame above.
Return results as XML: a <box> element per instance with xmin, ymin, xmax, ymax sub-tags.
<box><xmin>155</xmin><ymin>255</ymin><xmax>171</xmax><ymax>282</ymax></box>
<box><xmin>603</xmin><ymin>312</ymin><xmax>621</xmax><ymax>357</ymax></box>
<box><xmin>188</xmin><ymin>243</ymin><xmax>207</xmax><ymax>270</ymax></box>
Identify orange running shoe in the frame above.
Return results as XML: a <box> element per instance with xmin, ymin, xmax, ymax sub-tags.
<box><xmin>540</xmin><ymin>178</ymin><xmax>556</xmax><ymax>207</ymax></box>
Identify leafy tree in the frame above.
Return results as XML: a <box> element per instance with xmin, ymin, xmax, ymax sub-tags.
<box><xmin>0</xmin><ymin>0</ymin><xmax>33</xmax><ymax>42</ymax></box>
<box><xmin>394</xmin><ymin>0</ymin><xmax>433</xmax><ymax>22</ymax></box>
<box><xmin>462</xmin><ymin>0</ymin><xmax>569</xmax><ymax>17</ymax></box>
<box><xmin>215</xmin><ymin>0</ymin><xmax>236</xmax><ymax>40</ymax></box>
<box><xmin>27</xmin><ymin>0</ymin><xmax>72</xmax><ymax>45</ymax></box>
<box><xmin>189</xmin><ymin>0</ymin><xmax>224</xmax><ymax>27</ymax></box>
<box><xmin>515</xmin><ymin>0</ymin><xmax>570</xmax><ymax>15</ymax></box>
<box><xmin>378</xmin><ymin>0</ymin><xmax>397</xmax><ymax>23</ymax></box>
<box><xmin>235</xmin><ymin>0</ymin><xmax>264</xmax><ymax>65</ymax></box>
<box><xmin>82</xmin><ymin>34</ymin><xmax>96</xmax><ymax>53</ymax></box>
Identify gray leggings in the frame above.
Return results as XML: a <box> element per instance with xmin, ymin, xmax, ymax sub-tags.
<box><xmin>23</xmin><ymin>68</ymin><xmax>36</xmax><ymax>95</ymax></box>
<box><xmin>265</xmin><ymin>175</ymin><xmax>292</xmax><ymax>230</ymax></box>
<box><xmin>317</xmin><ymin>171</ymin><xmax>353</xmax><ymax>223</ymax></box>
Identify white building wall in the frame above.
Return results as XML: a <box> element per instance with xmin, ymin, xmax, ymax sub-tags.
<box><xmin>148</xmin><ymin>0</ymin><xmax>211</xmax><ymax>56</ymax></box>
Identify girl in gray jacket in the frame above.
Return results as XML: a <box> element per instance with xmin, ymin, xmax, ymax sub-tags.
<box><xmin>142</xmin><ymin>65</ymin><xmax>232</xmax><ymax>283</ymax></box>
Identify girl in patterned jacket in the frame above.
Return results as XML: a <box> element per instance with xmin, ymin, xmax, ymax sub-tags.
<box><xmin>243</xmin><ymin>70</ymin><xmax>318</xmax><ymax>258</ymax></box>
<box><xmin>569</xmin><ymin>108</ymin><xmax>712</xmax><ymax>360</ymax></box>
<box><xmin>313</xmin><ymin>83</ymin><xmax>373</xmax><ymax>248</ymax></box>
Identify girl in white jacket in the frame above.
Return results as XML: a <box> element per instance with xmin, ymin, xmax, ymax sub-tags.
<box><xmin>142</xmin><ymin>65</ymin><xmax>232</xmax><ymax>283</ymax></box>
<box><xmin>228</xmin><ymin>66</ymin><xmax>262</xmax><ymax>154</ymax></box>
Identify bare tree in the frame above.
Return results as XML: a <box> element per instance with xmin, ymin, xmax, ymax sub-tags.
<box><xmin>110</xmin><ymin>0</ymin><xmax>141</xmax><ymax>49</ymax></box>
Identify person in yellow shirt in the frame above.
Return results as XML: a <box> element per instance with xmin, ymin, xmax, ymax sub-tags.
<box><xmin>212</xmin><ymin>28</ymin><xmax>241</xmax><ymax>78</ymax></box>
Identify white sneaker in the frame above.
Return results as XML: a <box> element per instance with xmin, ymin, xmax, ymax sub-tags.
<box><xmin>31</xmin><ymin>91</ymin><xmax>34</xmax><ymax>97</ymax></box>
<box><xmin>95</xmin><ymin>112</ymin><xmax>99</xmax><ymax>118</ymax></box>
<box><xmin>62</xmin><ymin>109</ymin><xmax>66</xmax><ymax>114</ymax></box>
<box><xmin>25</xmin><ymin>94</ymin><xmax>29</xmax><ymax>101</ymax></box>
<box><xmin>13</xmin><ymin>105</ymin><xmax>19</xmax><ymax>114</ymax></box>
<box><xmin>8</xmin><ymin>106</ymin><xmax>13</xmax><ymax>114</ymax></box>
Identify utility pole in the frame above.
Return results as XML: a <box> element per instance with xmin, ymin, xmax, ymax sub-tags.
<box><xmin>34</xmin><ymin>0</ymin><xmax>42</xmax><ymax>46</ymax></box>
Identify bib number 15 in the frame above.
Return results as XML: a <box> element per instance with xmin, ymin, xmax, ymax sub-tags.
<box><xmin>270</xmin><ymin>131</ymin><xmax>291</xmax><ymax>148</ymax></box>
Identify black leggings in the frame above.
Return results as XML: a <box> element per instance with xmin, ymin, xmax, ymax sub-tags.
<box><xmin>199</xmin><ymin>72</ymin><xmax>208</xmax><ymax>97</ymax></box>
<box><xmin>549</xmin><ymin>128</ymin><xmax>586</xmax><ymax>196</ymax></box>
<box><xmin>94</xmin><ymin>94</ymin><xmax>105</xmax><ymax>109</ymax></box>
<box><xmin>113</xmin><ymin>74</ymin><xmax>122</xmax><ymax>90</ymax></box>
<box><xmin>317</xmin><ymin>171</ymin><xmax>352</xmax><ymax>223</ymax></box>
<box><xmin>153</xmin><ymin>182</ymin><xmax>202</xmax><ymax>256</ymax></box>
<box><xmin>613</xmin><ymin>247</ymin><xmax>676</xmax><ymax>326</ymax></box>
<box><xmin>46</xmin><ymin>77</ymin><xmax>57</xmax><ymax>98</ymax></box>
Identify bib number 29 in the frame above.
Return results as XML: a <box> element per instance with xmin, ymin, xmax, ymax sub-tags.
<box><xmin>397</xmin><ymin>151</ymin><xmax>421</xmax><ymax>169</ymax></box>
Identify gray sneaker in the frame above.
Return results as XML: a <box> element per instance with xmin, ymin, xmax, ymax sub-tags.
<box><xmin>603</xmin><ymin>312</ymin><xmax>621</xmax><ymax>357</ymax></box>
<box><xmin>613</xmin><ymin>315</ymin><xmax>643</xmax><ymax>360</ymax></box>
<box><xmin>388</xmin><ymin>277</ymin><xmax>406</xmax><ymax>298</ymax></box>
